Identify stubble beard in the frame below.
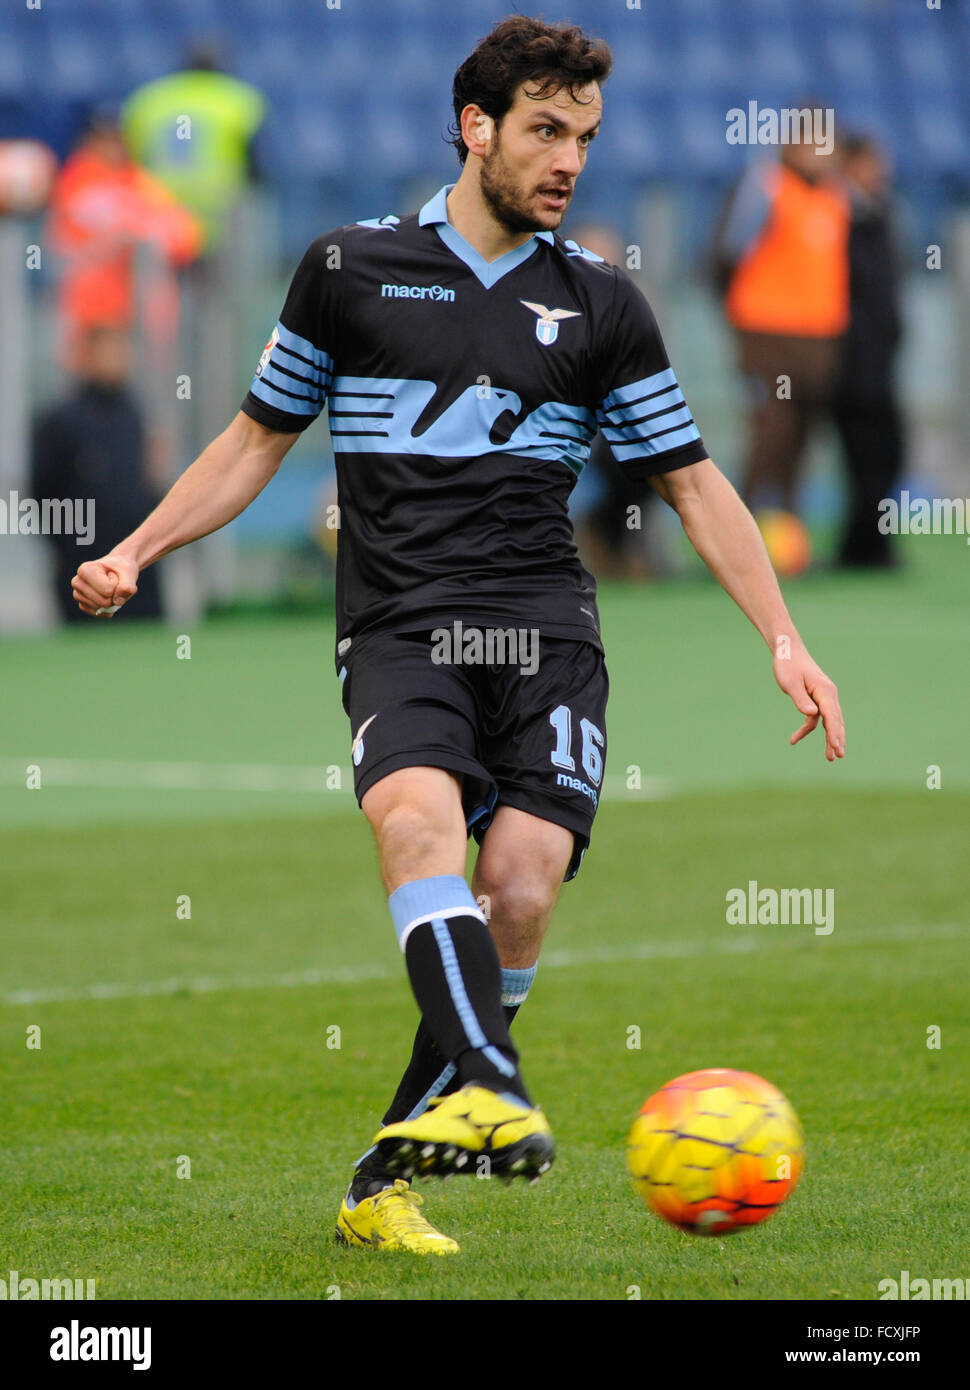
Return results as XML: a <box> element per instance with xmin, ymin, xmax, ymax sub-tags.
<box><xmin>479</xmin><ymin>142</ymin><xmax>561</xmax><ymax>236</ymax></box>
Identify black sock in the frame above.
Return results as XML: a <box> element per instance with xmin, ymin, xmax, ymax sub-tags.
<box><xmin>403</xmin><ymin>915</ymin><xmax>529</xmax><ymax>1100</ymax></box>
<box><xmin>379</xmin><ymin>1003</ymin><xmax>521</xmax><ymax>1124</ymax></box>
<box><xmin>389</xmin><ymin>1019</ymin><xmax>450</xmax><ymax>1114</ymax></box>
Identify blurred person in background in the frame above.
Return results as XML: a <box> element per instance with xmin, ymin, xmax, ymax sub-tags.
<box><xmin>122</xmin><ymin>46</ymin><xmax>269</xmax><ymax>465</ymax></box>
<box><xmin>46</xmin><ymin>105</ymin><xmax>203</xmax><ymax>374</ymax></box>
<box><xmin>711</xmin><ymin>123</ymin><xmax>850</xmax><ymax>515</ymax></box>
<box><xmin>121</xmin><ymin>43</ymin><xmax>267</xmax><ymax>260</ymax></box>
<box><xmin>31</xmin><ymin>323</ymin><xmax>163</xmax><ymax>623</ymax></box>
<box><xmin>569</xmin><ymin>223</ymin><xmax>661</xmax><ymax>579</ymax></box>
<box><xmin>832</xmin><ymin>132</ymin><xmax>904</xmax><ymax>569</ymax></box>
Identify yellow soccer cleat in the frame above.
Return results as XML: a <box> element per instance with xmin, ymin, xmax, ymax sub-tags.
<box><xmin>374</xmin><ymin>1083</ymin><xmax>555</xmax><ymax>1183</ymax></box>
<box><xmin>335</xmin><ymin>1179</ymin><xmax>460</xmax><ymax>1255</ymax></box>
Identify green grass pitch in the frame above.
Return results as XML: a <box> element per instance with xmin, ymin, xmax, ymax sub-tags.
<box><xmin>1</xmin><ymin>537</ymin><xmax>967</xmax><ymax>1300</ymax></box>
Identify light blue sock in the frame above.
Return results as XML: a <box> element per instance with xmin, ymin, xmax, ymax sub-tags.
<box><xmin>501</xmin><ymin>963</ymin><xmax>537</xmax><ymax>1008</ymax></box>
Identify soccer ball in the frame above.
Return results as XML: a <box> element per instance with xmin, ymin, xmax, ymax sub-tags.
<box><xmin>755</xmin><ymin>509</ymin><xmax>812</xmax><ymax>577</ymax></box>
<box><xmin>626</xmin><ymin>1068</ymin><xmax>804</xmax><ymax>1235</ymax></box>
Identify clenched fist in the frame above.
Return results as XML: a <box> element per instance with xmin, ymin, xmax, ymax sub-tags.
<box><xmin>72</xmin><ymin>553</ymin><xmax>140</xmax><ymax>618</ymax></box>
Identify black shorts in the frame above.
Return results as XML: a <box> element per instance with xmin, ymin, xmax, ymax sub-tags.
<box><xmin>338</xmin><ymin>627</ymin><xmax>609</xmax><ymax>880</ymax></box>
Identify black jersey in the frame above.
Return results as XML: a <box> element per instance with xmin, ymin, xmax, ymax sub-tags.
<box><xmin>241</xmin><ymin>184</ymin><xmax>708</xmax><ymax>669</ymax></box>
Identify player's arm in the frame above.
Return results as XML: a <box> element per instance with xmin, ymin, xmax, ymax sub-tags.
<box><xmin>71</xmin><ymin>411</ymin><xmax>299</xmax><ymax>618</ymax></box>
<box><xmin>649</xmin><ymin>458</ymin><xmax>845</xmax><ymax>761</ymax></box>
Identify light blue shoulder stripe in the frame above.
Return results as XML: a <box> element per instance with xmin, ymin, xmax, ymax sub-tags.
<box><xmin>276</xmin><ymin>322</ymin><xmax>333</xmax><ymax>371</ymax></box>
<box><xmin>600</xmin><ymin>385</ymin><xmax>684</xmax><ymax>425</ymax></box>
<box><xmin>601</xmin><ymin>368</ymin><xmax>677</xmax><ymax>413</ymax></box>
<box><xmin>249</xmin><ymin>376</ymin><xmax>322</xmax><ymax>415</ymax></box>
<box><xmin>249</xmin><ymin>320</ymin><xmax>333</xmax><ymax>415</ymax></box>
<box><xmin>600</xmin><ymin>404</ymin><xmax>694</xmax><ymax>444</ymax></box>
<box><xmin>258</xmin><ymin>360</ymin><xmax>326</xmax><ymax>402</ymax></box>
<box><xmin>609</xmin><ymin>422</ymin><xmax>701</xmax><ymax>460</ymax></box>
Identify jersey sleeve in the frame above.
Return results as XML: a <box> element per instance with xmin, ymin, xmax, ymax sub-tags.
<box><xmin>593</xmin><ymin>268</ymin><xmax>708</xmax><ymax>479</ymax></box>
<box><xmin>241</xmin><ymin>230</ymin><xmax>343</xmax><ymax>433</ymax></box>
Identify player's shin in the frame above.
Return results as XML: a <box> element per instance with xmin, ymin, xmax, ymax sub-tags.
<box><xmin>395</xmin><ymin>875</ymin><xmax>528</xmax><ymax>1101</ymax></box>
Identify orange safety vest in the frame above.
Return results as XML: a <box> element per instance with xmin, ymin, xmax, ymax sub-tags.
<box><xmin>47</xmin><ymin>149</ymin><xmax>203</xmax><ymax>343</ymax></box>
<box><xmin>725</xmin><ymin>163</ymin><xmax>849</xmax><ymax>338</ymax></box>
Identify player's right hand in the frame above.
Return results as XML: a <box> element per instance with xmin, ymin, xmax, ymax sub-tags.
<box><xmin>71</xmin><ymin>553</ymin><xmax>140</xmax><ymax>618</ymax></box>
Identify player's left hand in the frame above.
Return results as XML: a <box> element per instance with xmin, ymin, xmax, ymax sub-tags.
<box><xmin>772</xmin><ymin>641</ymin><xmax>845</xmax><ymax>761</ymax></box>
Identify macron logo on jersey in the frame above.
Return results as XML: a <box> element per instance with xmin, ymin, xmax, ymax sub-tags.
<box><xmin>519</xmin><ymin>300</ymin><xmax>582</xmax><ymax>346</ymax></box>
<box><xmin>382</xmin><ymin>284</ymin><xmax>455</xmax><ymax>302</ymax></box>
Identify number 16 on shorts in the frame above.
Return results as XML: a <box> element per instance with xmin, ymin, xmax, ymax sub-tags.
<box><xmin>549</xmin><ymin>704</ymin><xmax>605</xmax><ymax>804</ymax></box>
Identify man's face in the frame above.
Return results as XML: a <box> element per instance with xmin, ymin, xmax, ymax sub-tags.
<box><xmin>782</xmin><ymin>138</ymin><xmax>835</xmax><ymax>184</ymax></box>
<box><xmin>478</xmin><ymin>80</ymin><xmax>602</xmax><ymax>235</ymax></box>
<box><xmin>88</xmin><ymin>128</ymin><xmax>128</xmax><ymax>168</ymax></box>
<box><xmin>846</xmin><ymin>148</ymin><xmax>888</xmax><ymax>199</ymax></box>
<box><xmin>82</xmin><ymin>328</ymin><xmax>132</xmax><ymax>386</ymax></box>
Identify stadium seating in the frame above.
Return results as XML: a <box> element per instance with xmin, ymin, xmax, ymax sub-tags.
<box><xmin>0</xmin><ymin>0</ymin><xmax>966</xmax><ymax>256</ymax></box>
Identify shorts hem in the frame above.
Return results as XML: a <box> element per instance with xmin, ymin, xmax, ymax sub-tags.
<box><xmin>354</xmin><ymin>751</ymin><xmax>494</xmax><ymax>809</ymax></box>
<box><xmin>475</xmin><ymin>786</ymin><xmax>595</xmax><ymax>881</ymax></box>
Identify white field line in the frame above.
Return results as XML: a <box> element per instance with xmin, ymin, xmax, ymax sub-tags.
<box><xmin>3</xmin><ymin>922</ymin><xmax>964</xmax><ymax>1008</ymax></box>
<box><xmin>0</xmin><ymin>758</ymin><xmax>671</xmax><ymax>800</ymax></box>
<box><xmin>0</xmin><ymin>757</ymin><xmax>348</xmax><ymax>794</ymax></box>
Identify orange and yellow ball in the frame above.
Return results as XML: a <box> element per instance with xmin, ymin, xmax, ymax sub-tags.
<box><xmin>627</xmin><ymin>1068</ymin><xmax>804</xmax><ymax>1235</ymax></box>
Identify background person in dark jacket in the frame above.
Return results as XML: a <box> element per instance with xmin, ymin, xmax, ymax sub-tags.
<box><xmin>31</xmin><ymin>323</ymin><xmax>163</xmax><ymax>622</ymax></box>
<box><xmin>833</xmin><ymin>133</ymin><xmax>905</xmax><ymax>568</ymax></box>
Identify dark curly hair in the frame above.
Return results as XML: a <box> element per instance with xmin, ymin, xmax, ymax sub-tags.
<box><xmin>448</xmin><ymin>15</ymin><xmax>613</xmax><ymax>165</ymax></box>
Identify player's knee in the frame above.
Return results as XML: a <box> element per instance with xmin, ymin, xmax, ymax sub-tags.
<box><xmin>374</xmin><ymin>800</ymin><xmax>458</xmax><ymax>871</ymax></box>
<box><xmin>483</xmin><ymin>872</ymin><xmax>557</xmax><ymax>938</ymax></box>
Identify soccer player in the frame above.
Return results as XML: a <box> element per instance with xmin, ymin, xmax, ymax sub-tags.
<box><xmin>72</xmin><ymin>16</ymin><xmax>845</xmax><ymax>1256</ymax></box>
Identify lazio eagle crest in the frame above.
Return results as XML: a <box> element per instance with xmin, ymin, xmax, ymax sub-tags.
<box><xmin>519</xmin><ymin>300</ymin><xmax>583</xmax><ymax>346</ymax></box>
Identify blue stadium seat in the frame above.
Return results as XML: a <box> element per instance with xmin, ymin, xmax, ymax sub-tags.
<box><xmin>895</xmin><ymin>26</ymin><xmax>959</xmax><ymax>91</ymax></box>
<box><xmin>824</xmin><ymin>25</ymin><xmax>888</xmax><ymax>93</ymax></box>
<box><xmin>678</xmin><ymin>33</ymin><xmax>739</xmax><ymax>92</ymax></box>
<box><xmin>607</xmin><ymin>30</ymin><xmax>677</xmax><ymax>98</ymax></box>
<box><xmin>116</xmin><ymin>26</ymin><xmax>183</xmax><ymax>89</ymax></box>
<box><xmin>446</xmin><ymin>0</ymin><xmax>512</xmax><ymax>35</ymax></box>
<box><xmin>834</xmin><ymin>91</ymin><xmax>894</xmax><ymax>145</ymax></box>
<box><xmin>676</xmin><ymin>0</ymin><xmax>729</xmax><ymax>23</ymax></box>
<box><xmin>0</xmin><ymin>29</ymin><xmax>26</xmax><ymax>100</ymax></box>
<box><xmin>269</xmin><ymin>95</ymin><xmax>358</xmax><ymax>179</ymax></box>
<box><xmin>746</xmin><ymin>32</ymin><xmax>814</xmax><ymax>94</ymax></box>
<box><xmin>600</xmin><ymin>94</ymin><xmax>675</xmax><ymax>180</ymax></box>
<box><xmin>43</xmin><ymin>23</ymin><xmax>107</xmax><ymax>99</ymax></box>
<box><xmin>910</xmin><ymin>101</ymin><xmax>968</xmax><ymax>179</ymax></box>
<box><xmin>677</xmin><ymin>98</ymin><xmax>736</xmax><ymax>179</ymax></box>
